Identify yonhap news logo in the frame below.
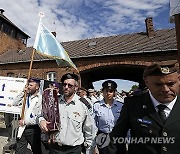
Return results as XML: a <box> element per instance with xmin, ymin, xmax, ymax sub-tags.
<box><xmin>95</xmin><ymin>134</ymin><xmax>175</xmax><ymax>148</ymax></box>
<box><xmin>96</xmin><ymin>133</ymin><xmax>110</xmax><ymax>149</ymax></box>
<box><xmin>112</xmin><ymin>137</ymin><xmax>175</xmax><ymax>144</ymax></box>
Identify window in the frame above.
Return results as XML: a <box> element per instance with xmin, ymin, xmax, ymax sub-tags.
<box><xmin>7</xmin><ymin>72</ymin><xmax>14</xmax><ymax>77</ymax></box>
<box><xmin>47</xmin><ymin>72</ymin><xmax>56</xmax><ymax>81</ymax></box>
<box><xmin>3</xmin><ymin>24</ymin><xmax>12</xmax><ymax>36</ymax></box>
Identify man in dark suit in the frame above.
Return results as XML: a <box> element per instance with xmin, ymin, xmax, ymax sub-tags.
<box><xmin>109</xmin><ymin>61</ymin><xmax>180</xmax><ymax>154</ymax></box>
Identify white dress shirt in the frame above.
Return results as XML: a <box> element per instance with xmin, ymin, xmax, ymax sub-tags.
<box><xmin>13</xmin><ymin>91</ymin><xmax>42</xmax><ymax>125</ymax></box>
<box><xmin>149</xmin><ymin>91</ymin><xmax>177</xmax><ymax>118</ymax></box>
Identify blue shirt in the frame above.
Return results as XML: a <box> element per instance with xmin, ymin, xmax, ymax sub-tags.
<box><xmin>93</xmin><ymin>99</ymin><xmax>123</xmax><ymax>133</ymax></box>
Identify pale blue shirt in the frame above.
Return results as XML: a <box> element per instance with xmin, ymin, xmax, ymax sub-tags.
<box><xmin>93</xmin><ymin>99</ymin><xmax>123</xmax><ymax>133</ymax></box>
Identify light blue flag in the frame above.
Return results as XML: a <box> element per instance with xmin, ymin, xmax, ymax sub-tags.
<box><xmin>33</xmin><ymin>20</ymin><xmax>78</xmax><ymax>71</ymax></box>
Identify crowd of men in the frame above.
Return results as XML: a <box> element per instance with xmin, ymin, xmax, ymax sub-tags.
<box><xmin>4</xmin><ymin>60</ymin><xmax>180</xmax><ymax>154</ymax></box>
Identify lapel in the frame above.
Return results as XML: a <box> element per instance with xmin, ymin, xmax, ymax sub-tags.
<box><xmin>142</xmin><ymin>93</ymin><xmax>163</xmax><ymax>126</ymax></box>
<box><xmin>164</xmin><ymin>95</ymin><xmax>180</xmax><ymax>127</ymax></box>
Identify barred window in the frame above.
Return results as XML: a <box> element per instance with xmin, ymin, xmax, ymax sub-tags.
<box><xmin>7</xmin><ymin>72</ymin><xmax>14</xmax><ymax>77</ymax></box>
<box><xmin>47</xmin><ymin>72</ymin><xmax>56</xmax><ymax>81</ymax></box>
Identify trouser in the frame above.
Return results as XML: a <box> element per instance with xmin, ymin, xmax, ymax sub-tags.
<box><xmin>96</xmin><ymin>130</ymin><xmax>109</xmax><ymax>154</ymax></box>
<box><xmin>49</xmin><ymin>143</ymin><xmax>82</xmax><ymax>154</ymax></box>
<box><xmin>15</xmin><ymin>125</ymin><xmax>42</xmax><ymax>154</ymax></box>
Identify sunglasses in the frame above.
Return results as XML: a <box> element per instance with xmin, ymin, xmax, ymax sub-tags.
<box><xmin>63</xmin><ymin>83</ymin><xmax>75</xmax><ymax>88</ymax></box>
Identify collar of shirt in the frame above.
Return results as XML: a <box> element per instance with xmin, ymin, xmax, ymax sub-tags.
<box><xmin>100</xmin><ymin>99</ymin><xmax>118</xmax><ymax>107</ymax></box>
<box><xmin>149</xmin><ymin>91</ymin><xmax>177</xmax><ymax>115</ymax></box>
<box><xmin>60</xmin><ymin>93</ymin><xmax>80</xmax><ymax>105</ymax></box>
<box><xmin>29</xmin><ymin>91</ymin><xmax>40</xmax><ymax>99</ymax></box>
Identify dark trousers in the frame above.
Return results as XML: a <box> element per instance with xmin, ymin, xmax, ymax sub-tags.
<box><xmin>49</xmin><ymin>143</ymin><xmax>82</xmax><ymax>154</ymax></box>
<box><xmin>15</xmin><ymin>125</ymin><xmax>42</xmax><ymax>154</ymax></box>
<box><xmin>97</xmin><ymin>130</ymin><xmax>109</xmax><ymax>154</ymax></box>
<box><xmin>98</xmin><ymin>146</ymin><xmax>109</xmax><ymax>154</ymax></box>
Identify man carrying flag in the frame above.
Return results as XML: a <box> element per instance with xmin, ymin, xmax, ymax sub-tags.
<box><xmin>12</xmin><ymin>78</ymin><xmax>42</xmax><ymax>154</ymax></box>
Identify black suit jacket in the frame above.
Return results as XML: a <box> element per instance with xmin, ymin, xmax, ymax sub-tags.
<box><xmin>109</xmin><ymin>92</ymin><xmax>180</xmax><ymax>154</ymax></box>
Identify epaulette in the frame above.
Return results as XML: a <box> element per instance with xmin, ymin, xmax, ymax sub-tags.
<box><xmin>79</xmin><ymin>97</ymin><xmax>92</xmax><ymax>110</ymax></box>
<box><xmin>94</xmin><ymin>101</ymin><xmax>100</xmax><ymax>104</ymax></box>
<box><xmin>116</xmin><ymin>100</ymin><xmax>124</xmax><ymax>104</ymax></box>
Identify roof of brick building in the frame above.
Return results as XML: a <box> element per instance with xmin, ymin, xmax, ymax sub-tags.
<box><xmin>0</xmin><ymin>10</ymin><xmax>30</xmax><ymax>38</ymax></box>
<box><xmin>0</xmin><ymin>28</ymin><xmax>177</xmax><ymax>64</ymax></box>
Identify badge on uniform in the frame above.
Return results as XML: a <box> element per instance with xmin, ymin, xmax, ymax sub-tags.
<box><xmin>137</xmin><ymin>118</ymin><xmax>152</xmax><ymax>125</ymax></box>
<box><xmin>73</xmin><ymin>112</ymin><xmax>80</xmax><ymax>117</ymax></box>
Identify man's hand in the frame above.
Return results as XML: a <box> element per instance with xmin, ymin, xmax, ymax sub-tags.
<box><xmin>40</xmin><ymin>120</ymin><xmax>51</xmax><ymax>132</ymax></box>
<box><xmin>23</xmin><ymin>84</ymin><xmax>30</xmax><ymax>94</ymax></box>
<box><xmin>19</xmin><ymin>119</ymin><xmax>25</xmax><ymax>126</ymax></box>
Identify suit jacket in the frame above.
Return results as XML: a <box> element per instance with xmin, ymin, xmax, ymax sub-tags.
<box><xmin>109</xmin><ymin>92</ymin><xmax>180</xmax><ymax>154</ymax></box>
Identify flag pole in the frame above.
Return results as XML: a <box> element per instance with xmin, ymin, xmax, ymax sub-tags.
<box><xmin>20</xmin><ymin>12</ymin><xmax>44</xmax><ymax>120</ymax></box>
<box><xmin>20</xmin><ymin>48</ymin><xmax>36</xmax><ymax>119</ymax></box>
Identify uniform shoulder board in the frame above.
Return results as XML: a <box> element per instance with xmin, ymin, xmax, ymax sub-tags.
<box><xmin>116</xmin><ymin>100</ymin><xmax>124</xmax><ymax>104</ymax></box>
<box><xmin>79</xmin><ymin>97</ymin><xmax>92</xmax><ymax>110</ymax></box>
<box><xmin>94</xmin><ymin>101</ymin><xmax>100</xmax><ymax>104</ymax></box>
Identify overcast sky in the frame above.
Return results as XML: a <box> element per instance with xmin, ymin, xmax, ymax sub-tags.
<box><xmin>0</xmin><ymin>0</ymin><xmax>175</xmax><ymax>92</ymax></box>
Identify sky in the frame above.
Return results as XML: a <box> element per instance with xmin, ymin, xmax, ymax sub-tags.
<box><xmin>0</xmin><ymin>0</ymin><xmax>175</xmax><ymax>92</ymax></box>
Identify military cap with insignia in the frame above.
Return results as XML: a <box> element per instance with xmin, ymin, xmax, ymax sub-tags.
<box><xmin>102</xmin><ymin>80</ymin><xmax>117</xmax><ymax>90</ymax></box>
<box><xmin>61</xmin><ymin>73</ymin><xmax>79</xmax><ymax>83</ymax></box>
<box><xmin>88</xmin><ymin>88</ymin><xmax>95</xmax><ymax>93</ymax></box>
<box><xmin>143</xmin><ymin>61</ymin><xmax>178</xmax><ymax>77</ymax></box>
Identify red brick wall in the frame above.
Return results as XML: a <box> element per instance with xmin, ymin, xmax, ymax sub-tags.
<box><xmin>0</xmin><ymin>61</ymin><xmax>77</xmax><ymax>82</ymax></box>
<box><xmin>0</xmin><ymin>51</ymin><xmax>177</xmax><ymax>85</ymax></box>
<box><xmin>0</xmin><ymin>32</ymin><xmax>26</xmax><ymax>53</ymax></box>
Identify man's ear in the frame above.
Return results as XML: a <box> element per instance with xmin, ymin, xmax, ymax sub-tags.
<box><xmin>143</xmin><ymin>77</ymin><xmax>148</xmax><ymax>86</ymax></box>
<box><xmin>177</xmin><ymin>74</ymin><xmax>180</xmax><ymax>84</ymax></box>
<box><xmin>75</xmin><ymin>85</ymin><xmax>79</xmax><ymax>92</ymax></box>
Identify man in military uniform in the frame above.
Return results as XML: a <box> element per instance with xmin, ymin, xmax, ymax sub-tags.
<box><xmin>39</xmin><ymin>73</ymin><xmax>95</xmax><ymax>154</ymax></box>
<box><xmin>109</xmin><ymin>61</ymin><xmax>180</xmax><ymax>154</ymax></box>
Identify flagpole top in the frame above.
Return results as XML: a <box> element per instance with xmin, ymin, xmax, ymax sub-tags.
<box><xmin>38</xmin><ymin>12</ymin><xmax>45</xmax><ymax>18</ymax></box>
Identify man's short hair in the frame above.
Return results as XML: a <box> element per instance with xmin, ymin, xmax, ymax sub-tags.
<box><xmin>28</xmin><ymin>78</ymin><xmax>40</xmax><ymax>85</ymax></box>
<box><xmin>79</xmin><ymin>87</ymin><xmax>87</xmax><ymax>92</ymax></box>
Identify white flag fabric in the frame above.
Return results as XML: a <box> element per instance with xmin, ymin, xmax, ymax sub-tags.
<box><xmin>33</xmin><ymin>20</ymin><xmax>78</xmax><ymax>71</ymax></box>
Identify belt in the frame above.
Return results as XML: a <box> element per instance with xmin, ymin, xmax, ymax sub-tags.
<box><xmin>25</xmin><ymin>125</ymin><xmax>39</xmax><ymax>129</ymax></box>
<box><xmin>50</xmin><ymin>142</ymin><xmax>80</xmax><ymax>150</ymax></box>
<box><xmin>97</xmin><ymin>130</ymin><xmax>109</xmax><ymax>135</ymax></box>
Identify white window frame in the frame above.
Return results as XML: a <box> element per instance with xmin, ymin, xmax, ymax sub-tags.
<box><xmin>47</xmin><ymin>72</ymin><xmax>57</xmax><ymax>81</ymax></box>
<box><xmin>7</xmin><ymin>72</ymin><xmax>14</xmax><ymax>77</ymax></box>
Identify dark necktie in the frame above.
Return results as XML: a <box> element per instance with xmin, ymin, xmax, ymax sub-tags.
<box><xmin>157</xmin><ymin>104</ymin><xmax>167</xmax><ymax>123</ymax></box>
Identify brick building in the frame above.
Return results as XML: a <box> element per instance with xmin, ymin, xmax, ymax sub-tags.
<box><xmin>0</xmin><ymin>9</ymin><xmax>29</xmax><ymax>54</ymax></box>
<box><xmin>0</xmin><ymin>10</ymin><xmax>177</xmax><ymax>88</ymax></box>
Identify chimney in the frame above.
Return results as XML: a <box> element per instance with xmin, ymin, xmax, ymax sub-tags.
<box><xmin>0</xmin><ymin>9</ymin><xmax>4</xmax><ymax>14</ymax></box>
<box><xmin>51</xmin><ymin>31</ymin><xmax>56</xmax><ymax>37</ymax></box>
<box><xmin>145</xmin><ymin>17</ymin><xmax>155</xmax><ymax>38</ymax></box>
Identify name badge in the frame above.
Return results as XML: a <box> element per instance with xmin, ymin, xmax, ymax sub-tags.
<box><xmin>137</xmin><ymin>118</ymin><xmax>152</xmax><ymax>125</ymax></box>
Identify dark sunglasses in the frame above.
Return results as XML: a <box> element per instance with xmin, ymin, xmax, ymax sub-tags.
<box><xmin>63</xmin><ymin>83</ymin><xmax>75</xmax><ymax>88</ymax></box>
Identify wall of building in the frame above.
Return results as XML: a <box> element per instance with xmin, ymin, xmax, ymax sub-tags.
<box><xmin>0</xmin><ymin>50</ymin><xmax>177</xmax><ymax>88</ymax></box>
<box><xmin>0</xmin><ymin>60</ymin><xmax>76</xmax><ymax>83</ymax></box>
<box><xmin>0</xmin><ymin>32</ymin><xmax>25</xmax><ymax>53</ymax></box>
